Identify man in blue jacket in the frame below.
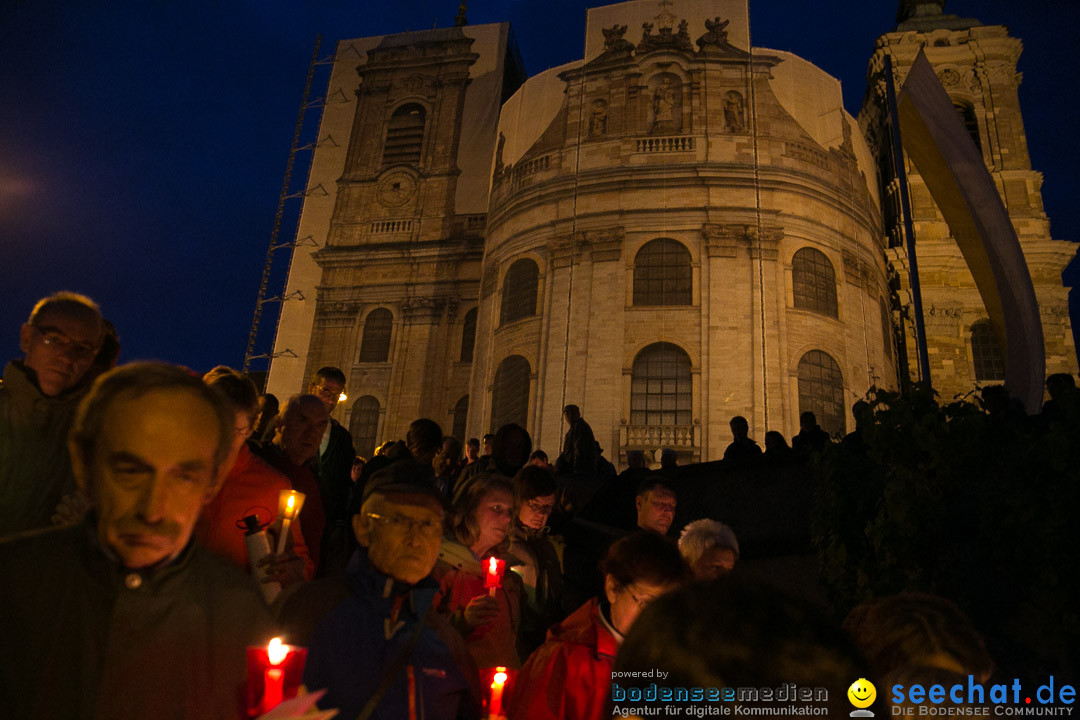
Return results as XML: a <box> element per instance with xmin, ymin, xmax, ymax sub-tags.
<box><xmin>279</xmin><ymin>460</ymin><xmax>482</xmax><ymax>720</ymax></box>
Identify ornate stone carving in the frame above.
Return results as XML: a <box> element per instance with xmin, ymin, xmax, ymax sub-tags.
<box><xmin>937</xmin><ymin>68</ymin><xmax>962</xmax><ymax>87</ymax></box>
<box><xmin>601</xmin><ymin>24</ymin><xmax>633</xmax><ymax>54</ymax></box>
<box><xmin>637</xmin><ymin>19</ymin><xmax>693</xmax><ymax>55</ymax></box>
<box><xmin>315</xmin><ymin>300</ymin><xmax>362</xmax><ymax>319</ymax></box>
<box><xmin>400</xmin><ymin>296</ymin><xmax>447</xmax><ymax>323</ymax></box>
<box><xmin>699</xmin><ymin>17</ymin><xmax>729</xmax><ymax>45</ymax></box>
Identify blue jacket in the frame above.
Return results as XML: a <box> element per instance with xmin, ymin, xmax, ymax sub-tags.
<box><xmin>281</xmin><ymin>548</ymin><xmax>482</xmax><ymax>720</ymax></box>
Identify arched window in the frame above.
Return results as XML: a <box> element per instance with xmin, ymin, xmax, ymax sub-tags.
<box><xmin>460</xmin><ymin>308</ymin><xmax>477</xmax><ymax>363</ymax></box>
<box><xmin>452</xmin><ymin>395</ymin><xmax>469</xmax><ymax>441</ymax></box>
<box><xmin>382</xmin><ymin>104</ymin><xmax>426</xmax><ymax>166</ymax></box>
<box><xmin>971</xmin><ymin>320</ymin><xmax>1005</xmax><ymax>382</ymax></box>
<box><xmin>358</xmin><ymin>308</ymin><xmax>393</xmax><ymax>363</ymax></box>
<box><xmin>792</xmin><ymin>248</ymin><xmax>838</xmax><ymax>318</ymax></box>
<box><xmin>630</xmin><ymin>343</ymin><xmax>692</xmax><ymax>426</ymax></box>
<box><xmin>633</xmin><ymin>239</ymin><xmax>692</xmax><ymax>306</ymax></box>
<box><xmin>953</xmin><ymin>100</ymin><xmax>982</xmax><ymax>154</ymax></box>
<box><xmin>349</xmin><ymin>396</ymin><xmax>380</xmax><ymax>458</ymax></box>
<box><xmin>500</xmin><ymin>259</ymin><xmax>539</xmax><ymax>325</ymax></box>
<box><xmin>797</xmin><ymin>350</ymin><xmax>845</xmax><ymax>436</ymax></box>
<box><xmin>879</xmin><ymin>297</ymin><xmax>893</xmax><ymax>361</ymax></box>
<box><xmin>490</xmin><ymin>355</ymin><xmax>530</xmax><ymax>431</ymax></box>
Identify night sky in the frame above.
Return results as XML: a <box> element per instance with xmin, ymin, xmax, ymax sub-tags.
<box><xmin>2</xmin><ymin>0</ymin><xmax>1076</xmax><ymax>375</ymax></box>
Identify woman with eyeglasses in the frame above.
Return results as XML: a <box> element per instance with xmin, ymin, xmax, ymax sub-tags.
<box><xmin>508</xmin><ymin>531</ymin><xmax>689</xmax><ymax>720</ymax></box>
<box><xmin>508</xmin><ymin>464</ymin><xmax>565</xmax><ymax>658</ymax></box>
<box><xmin>432</xmin><ymin>472</ymin><xmax>524</xmax><ymax>671</ymax></box>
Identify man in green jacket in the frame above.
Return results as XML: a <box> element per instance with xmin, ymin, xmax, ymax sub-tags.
<box><xmin>0</xmin><ymin>362</ymin><xmax>274</xmax><ymax>719</ymax></box>
<box><xmin>0</xmin><ymin>291</ymin><xmax>103</xmax><ymax>535</ymax></box>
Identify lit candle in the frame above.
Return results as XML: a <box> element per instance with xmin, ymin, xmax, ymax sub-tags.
<box><xmin>263</xmin><ymin>638</ymin><xmax>288</xmax><ymax>712</ymax></box>
<box><xmin>276</xmin><ymin>490</ymin><xmax>305</xmax><ymax>555</ymax></box>
<box><xmin>489</xmin><ymin>666</ymin><xmax>508</xmax><ymax>719</ymax></box>
<box><xmin>484</xmin><ymin>556</ymin><xmax>506</xmax><ymax>596</ymax></box>
<box><xmin>245</xmin><ymin>637</ymin><xmax>308</xmax><ymax>717</ymax></box>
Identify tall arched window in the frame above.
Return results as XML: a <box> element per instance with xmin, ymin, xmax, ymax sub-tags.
<box><xmin>382</xmin><ymin>104</ymin><xmax>426</xmax><ymax>166</ymax></box>
<box><xmin>460</xmin><ymin>308</ymin><xmax>477</xmax><ymax>363</ymax></box>
<box><xmin>358</xmin><ymin>308</ymin><xmax>393</xmax><ymax>363</ymax></box>
<box><xmin>797</xmin><ymin>350</ymin><xmax>845</xmax><ymax>436</ymax></box>
<box><xmin>452</xmin><ymin>395</ymin><xmax>469</xmax><ymax>441</ymax></box>
<box><xmin>500</xmin><ymin>259</ymin><xmax>539</xmax><ymax>325</ymax></box>
<box><xmin>490</xmin><ymin>355</ymin><xmax>530</xmax><ymax>431</ymax></box>
<box><xmin>630</xmin><ymin>343</ymin><xmax>692</xmax><ymax>426</ymax></box>
<box><xmin>971</xmin><ymin>320</ymin><xmax>1005</xmax><ymax>382</ymax></box>
<box><xmin>633</xmin><ymin>239</ymin><xmax>692</xmax><ymax>306</ymax></box>
<box><xmin>792</xmin><ymin>247</ymin><xmax>839</xmax><ymax>318</ymax></box>
<box><xmin>349</xmin><ymin>396</ymin><xmax>380</xmax><ymax>458</ymax></box>
<box><xmin>879</xmin><ymin>297</ymin><xmax>893</xmax><ymax>361</ymax></box>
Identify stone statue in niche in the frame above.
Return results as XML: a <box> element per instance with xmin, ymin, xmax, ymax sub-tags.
<box><xmin>723</xmin><ymin>91</ymin><xmax>744</xmax><ymax>133</ymax></box>
<box><xmin>651</xmin><ymin>77</ymin><xmax>679</xmax><ymax>134</ymax></box>
<box><xmin>589</xmin><ymin>99</ymin><xmax>608</xmax><ymax>137</ymax></box>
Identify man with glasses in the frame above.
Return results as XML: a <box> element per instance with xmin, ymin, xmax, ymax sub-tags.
<box><xmin>508</xmin><ymin>464</ymin><xmax>565</xmax><ymax>657</ymax></box>
<box><xmin>279</xmin><ymin>460</ymin><xmax>481</xmax><ymax>720</ymax></box>
<box><xmin>1</xmin><ymin>292</ymin><xmax>104</xmax><ymax>535</ymax></box>
<box><xmin>306</xmin><ymin>366</ymin><xmax>356</xmax><ymax>572</ymax></box>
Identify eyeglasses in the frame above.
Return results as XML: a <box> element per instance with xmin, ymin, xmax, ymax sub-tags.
<box><xmin>526</xmin><ymin>500</ymin><xmax>555</xmax><ymax>516</ymax></box>
<box><xmin>31</xmin><ymin>324</ymin><xmax>98</xmax><ymax>362</ymax></box>
<box><xmin>366</xmin><ymin>512</ymin><xmax>443</xmax><ymax>539</ymax></box>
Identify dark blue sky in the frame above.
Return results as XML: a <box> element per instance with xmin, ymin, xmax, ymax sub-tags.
<box><xmin>2</xmin><ymin>1</ymin><xmax>1075</xmax><ymax>374</ymax></box>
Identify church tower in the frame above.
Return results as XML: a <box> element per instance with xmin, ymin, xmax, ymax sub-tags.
<box><xmin>859</xmin><ymin>1</ymin><xmax>1077</xmax><ymax>398</ymax></box>
<box><xmin>267</xmin><ymin>23</ymin><xmax>525</xmax><ymax>455</ymax></box>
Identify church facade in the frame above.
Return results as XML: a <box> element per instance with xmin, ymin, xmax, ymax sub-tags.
<box><xmin>266</xmin><ymin>0</ymin><xmax>1076</xmax><ymax>464</ymax></box>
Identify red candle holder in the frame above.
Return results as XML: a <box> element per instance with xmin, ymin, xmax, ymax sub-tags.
<box><xmin>246</xmin><ymin>638</ymin><xmax>307</xmax><ymax>716</ymax></box>
<box><xmin>483</xmin><ymin>557</ymin><xmax>506</xmax><ymax>596</ymax></box>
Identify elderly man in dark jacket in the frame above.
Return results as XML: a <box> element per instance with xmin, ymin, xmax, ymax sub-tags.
<box><xmin>0</xmin><ymin>363</ymin><xmax>274</xmax><ymax>720</ymax></box>
<box><xmin>279</xmin><ymin>460</ymin><xmax>481</xmax><ymax>720</ymax></box>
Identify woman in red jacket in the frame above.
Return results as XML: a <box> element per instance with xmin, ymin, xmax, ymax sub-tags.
<box><xmin>508</xmin><ymin>532</ymin><xmax>689</xmax><ymax>720</ymax></box>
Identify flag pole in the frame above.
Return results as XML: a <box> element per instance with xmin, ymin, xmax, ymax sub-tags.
<box><xmin>883</xmin><ymin>53</ymin><xmax>932</xmax><ymax>388</ymax></box>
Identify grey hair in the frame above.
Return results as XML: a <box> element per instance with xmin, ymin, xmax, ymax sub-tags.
<box><xmin>678</xmin><ymin>518</ymin><xmax>740</xmax><ymax>567</ymax></box>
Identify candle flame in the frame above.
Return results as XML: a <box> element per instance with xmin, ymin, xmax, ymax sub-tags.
<box><xmin>493</xmin><ymin>668</ymin><xmax>508</xmax><ymax>686</ymax></box>
<box><xmin>286</xmin><ymin>494</ymin><xmax>295</xmax><ymax>514</ymax></box>
<box><xmin>489</xmin><ymin>557</ymin><xmax>498</xmax><ymax>574</ymax></box>
<box><xmin>267</xmin><ymin>637</ymin><xmax>288</xmax><ymax>665</ymax></box>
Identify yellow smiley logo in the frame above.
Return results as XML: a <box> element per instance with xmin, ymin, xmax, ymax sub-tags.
<box><xmin>847</xmin><ymin>678</ymin><xmax>877</xmax><ymax>709</ymax></box>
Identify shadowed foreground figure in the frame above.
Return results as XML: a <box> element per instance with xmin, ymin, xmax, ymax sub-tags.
<box><xmin>0</xmin><ymin>363</ymin><xmax>273</xmax><ymax>720</ymax></box>
<box><xmin>613</xmin><ymin>578</ymin><xmax>872</xmax><ymax>718</ymax></box>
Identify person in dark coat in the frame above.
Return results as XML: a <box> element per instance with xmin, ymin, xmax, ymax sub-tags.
<box><xmin>307</xmin><ymin>367</ymin><xmax>357</xmax><ymax>569</ymax></box>
<box><xmin>0</xmin><ymin>363</ymin><xmax>274</xmax><ymax>720</ymax></box>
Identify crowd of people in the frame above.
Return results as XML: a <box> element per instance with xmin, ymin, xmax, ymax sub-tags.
<box><xmin>1</xmin><ymin>291</ymin><xmax>1072</xmax><ymax>719</ymax></box>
